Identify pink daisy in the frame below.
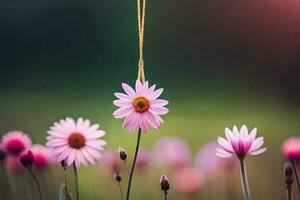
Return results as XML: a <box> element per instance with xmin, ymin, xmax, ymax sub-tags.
<box><xmin>173</xmin><ymin>167</ymin><xmax>203</xmax><ymax>194</ymax></box>
<box><xmin>282</xmin><ymin>137</ymin><xmax>300</xmax><ymax>160</ymax></box>
<box><xmin>101</xmin><ymin>150</ymin><xmax>121</xmax><ymax>172</ymax></box>
<box><xmin>31</xmin><ymin>144</ymin><xmax>55</xmax><ymax>168</ymax></box>
<box><xmin>113</xmin><ymin>80</ymin><xmax>169</xmax><ymax>133</ymax></box>
<box><xmin>152</xmin><ymin>137</ymin><xmax>191</xmax><ymax>169</ymax></box>
<box><xmin>195</xmin><ymin>142</ymin><xmax>237</xmax><ymax>177</ymax></box>
<box><xmin>217</xmin><ymin>125</ymin><xmax>267</xmax><ymax>159</ymax></box>
<box><xmin>1</xmin><ymin>131</ymin><xmax>32</xmax><ymax>156</ymax></box>
<box><xmin>46</xmin><ymin>117</ymin><xmax>106</xmax><ymax>169</ymax></box>
<box><xmin>136</xmin><ymin>148</ymin><xmax>150</xmax><ymax>169</ymax></box>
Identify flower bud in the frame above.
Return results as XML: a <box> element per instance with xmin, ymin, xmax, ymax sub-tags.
<box><xmin>118</xmin><ymin>147</ymin><xmax>127</xmax><ymax>161</ymax></box>
<box><xmin>20</xmin><ymin>151</ymin><xmax>34</xmax><ymax>168</ymax></box>
<box><xmin>0</xmin><ymin>149</ymin><xmax>6</xmax><ymax>162</ymax></box>
<box><xmin>160</xmin><ymin>175</ymin><xmax>170</xmax><ymax>191</ymax></box>
<box><xmin>284</xmin><ymin>161</ymin><xmax>294</xmax><ymax>185</ymax></box>
<box><xmin>284</xmin><ymin>161</ymin><xmax>294</xmax><ymax>177</ymax></box>
<box><xmin>114</xmin><ymin>172</ymin><xmax>122</xmax><ymax>182</ymax></box>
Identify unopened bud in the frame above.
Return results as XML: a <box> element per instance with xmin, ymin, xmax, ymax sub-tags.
<box><xmin>160</xmin><ymin>175</ymin><xmax>170</xmax><ymax>191</ymax></box>
<box><xmin>20</xmin><ymin>151</ymin><xmax>34</xmax><ymax>168</ymax></box>
<box><xmin>284</xmin><ymin>161</ymin><xmax>294</xmax><ymax>185</ymax></box>
<box><xmin>61</xmin><ymin>160</ymin><xmax>67</xmax><ymax>168</ymax></box>
<box><xmin>118</xmin><ymin>147</ymin><xmax>127</xmax><ymax>161</ymax></box>
<box><xmin>114</xmin><ymin>172</ymin><xmax>122</xmax><ymax>182</ymax></box>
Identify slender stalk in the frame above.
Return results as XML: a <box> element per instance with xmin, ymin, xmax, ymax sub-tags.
<box><xmin>286</xmin><ymin>184</ymin><xmax>292</xmax><ymax>200</ymax></box>
<box><xmin>28</xmin><ymin>168</ymin><xmax>43</xmax><ymax>200</ymax></box>
<box><xmin>125</xmin><ymin>127</ymin><xmax>142</xmax><ymax>200</ymax></box>
<box><xmin>118</xmin><ymin>182</ymin><xmax>124</xmax><ymax>200</ymax></box>
<box><xmin>164</xmin><ymin>191</ymin><xmax>168</xmax><ymax>200</ymax></box>
<box><xmin>73</xmin><ymin>164</ymin><xmax>79</xmax><ymax>200</ymax></box>
<box><xmin>291</xmin><ymin>160</ymin><xmax>300</xmax><ymax>194</ymax></box>
<box><xmin>63</xmin><ymin>166</ymin><xmax>73</xmax><ymax>200</ymax></box>
<box><xmin>239</xmin><ymin>158</ymin><xmax>251</xmax><ymax>200</ymax></box>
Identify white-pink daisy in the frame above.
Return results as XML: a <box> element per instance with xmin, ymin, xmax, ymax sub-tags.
<box><xmin>1</xmin><ymin>131</ymin><xmax>32</xmax><ymax>156</ymax></box>
<box><xmin>113</xmin><ymin>80</ymin><xmax>169</xmax><ymax>133</ymax></box>
<box><xmin>217</xmin><ymin>125</ymin><xmax>267</xmax><ymax>159</ymax></box>
<box><xmin>46</xmin><ymin>117</ymin><xmax>106</xmax><ymax>169</ymax></box>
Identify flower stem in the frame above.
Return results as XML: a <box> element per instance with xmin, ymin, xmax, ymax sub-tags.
<box><xmin>73</xmin><ymin>164</ymin><xmax>79</xmax><ymax>200</ymax></box>
<box><xmin>63</xmin><ymin>166</ymin><xmax>73</xmax><ymax>200</ymax></box>
<box><xmin>239</xmin><ymin>158</ymin><xmax>251</xmax><ymax>200</ymax></box>
<box><xmin>291</xmin><ymin>160</ymin><xmax>300</xmax><ymax>195</ymax></box>
<box><xmin>164</xmin><ymin>191</ymin><xmax>168</xmax><ymax>200</ymax></box>
<box><xmin>286</xmin><ymin>183</ymin><xmax>292</xmax><ymax>200</ymax></box>
<box><xmin>118</xmin><ymin>182</ymin><xmax>124</xmax><ymax>200</ymax></box>
<box><xmin>28</xmin><ymin>168</ymin><xmax>43</xmax><ymax>200</ymax></box>
<box><xmin>125</xmin><ymin>127</ymin><xmax>142</xmax><ymax>200</ymax></box>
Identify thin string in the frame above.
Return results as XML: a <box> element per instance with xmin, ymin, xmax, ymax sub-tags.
<box><xmin>137</xmin><ymin>0</ymin><xmax>146</xmax><ymax>83</ymax></box>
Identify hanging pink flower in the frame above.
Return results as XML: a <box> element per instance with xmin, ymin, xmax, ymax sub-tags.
<box><xmin>195</xmin><ymin>142</ymin><xmax>237</xmax><ymax>177</ymax></box>
<box><xmin>152</xmin><ymin>137</ymin><xmax>191</xmax><ymax>169</ymax></box>
<box><xmin>282</xmin><ymin>137</ymin><xmax>300</xmax><ymax>160</ymax></box>
<box><xmin>31</xmin><ymin>145</ymin><xmax>55</xmax><ymax>168</ymax></box>
<box><xmin>113</xmin><ymin>80</ymin><xmax>169</xmax><ymax>132</ymax></box>
<box><xmin>46</xmin><ymin>117</ymin><xmax>106</xmax><ymax>169</ymax></box>
<box><xmin>217</xmin><ymin>125</ymin><xmax>266</xmax><ymax>159</ymax></box>
<box><xmin>1</xmin><ymin>131</ymin><xmax>32</xmax><ymax>156</ymax></box>
<box><xmin>173</xmin><ymin>167</ymin><xmax>203</xmax><ymax>194</ymax></box>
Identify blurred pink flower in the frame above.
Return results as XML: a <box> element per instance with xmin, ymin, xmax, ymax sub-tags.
<box><xmin>217</xmin><ymin>125</ymin><xmax>267</xmax><ymax>159</ymax></box>
<box><xmin>31</xmin><ymin>145</ymin><xmax>54</xmax><ymax>168</ymax></box>
<box><xmin>5</xmin><ymin>155</ymin><xmax>25</xmax><ymax>173</ymax></box>
<box><xmin>173</xmin><ymin>167</ymin><xmax>202</xmax><ymax>194</ymax></box>
<box><xmin>282</xmin><ymin>137</ymin><xmax>300</xmax><ymax>160</ymax></box>
<box><xmin>152</xmin><ymin>137</ymin><xmax>191</xmax><ymax>169</ymax></box>
<box><xmin>113</xmin><ymin>80</ymin><xmax>169</xmax><ymax>133</ymax></box>
<box><xmin>136</xmin><ymin>148</ymin><xmax>150</xmax><ymax>169</ymax></box>
<box><xmin>46</xmin><ymin>117</ymin><xmax>106</xmax><ymax>169</ymax></box>
<box><xmin>101</xmin><ymin>150</ymin><xmax>121</xmax><ymax>172</ymax></box>
<box><xmin>195</xmin><ymin>142</ymin><xmax>237</xmax><ymax>177</ymax></box>
<box><xmin>1</xmin><ymin>131</ymin><xmax>32</xmax><ymax>156</ymax></box>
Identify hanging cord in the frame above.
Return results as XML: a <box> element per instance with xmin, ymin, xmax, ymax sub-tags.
<box><xmin>137</xmin><ymin>0</ymin><xmax>146</xmax><ymax>83</ymax></box>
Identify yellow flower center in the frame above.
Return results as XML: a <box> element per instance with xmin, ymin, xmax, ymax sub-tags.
<box><xmin>68</xmin><ymin>133</ymin><xmax>86</xmax><ymax>149</ymax></box>
<box><xmin>133</xmin><ymin>96</ymin><xmax>150</xmax><ymax>113</ymax></box>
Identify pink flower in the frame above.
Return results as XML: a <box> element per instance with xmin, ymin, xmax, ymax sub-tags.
<box><xmin>113</xmin><ymin>80</ymin><xmax>169</xmax><ymax>133</ymax></box>
<box><xmin>101</xmin><ymin>150</ymin><xmax>121</xmax><ymax>172</ymax></box>
<box><xmin>152</xmin><ymin>137</ymin><xmax>191</xmax><ymax>169</ymax></box>
<box><xmin>217</xmin><ymin>125</ymin><xmax>267</xmax><ymax>159</ymax></box>
<box><xmin>282</xmin><ymin>137</ymin><xmax>300</xmax><ymax>160</ymax></box>
<box><xmin>136</xmin><ymin>148</ymin><xmax>150</xmax><ymax>169</ymax></box>
<box><xmin>31</xmin><ymin>145</ymin><xmax>54</xmax><ymax>168</ymax></box>
<box><xmin>46</xmin><ymin>117</ymin><xmax>106</xmax><ymax>169</ymax></box>
<box><xmin>173</xmin><ymin>167</ymin><xmax>202</xmax><ymax>194</ymax></box>
<box><xmin>1</xmin><ymin>131</ymin><xmax>32</xmax><ymax>156</ymax></box>
<box><xmin>195</xmin><ymin>142</ymin><xmax>237</xmax><ymax>177</ymax></box>
<box><xmin>5</xmin><ymin>155</ymin><xmax>25</xmax><ymax>173</ymax></box>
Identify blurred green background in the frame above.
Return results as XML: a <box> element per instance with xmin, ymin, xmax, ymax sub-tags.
<box><xmin>1</xmin><ymin>0</ymin><xmax>300</xmax><ymax>199</ymax></box>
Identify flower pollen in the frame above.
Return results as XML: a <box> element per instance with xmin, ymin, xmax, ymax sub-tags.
<box><xmin>68</xmin><ymin>133</ymin><xmax>85</xmax><ymax>149</ymax></box>
<box><xmin>133</xmin><ymin>96</ymin><xmax>150</xmax><ymax>113</ymax></box>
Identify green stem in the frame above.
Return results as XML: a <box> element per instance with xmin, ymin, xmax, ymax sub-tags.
<box><xmin>73</xmin><ymin>164</ymin><xmax>79</xmax><ymax>200</ymax></box>
<box><xmin>118</xmin><ymin>182</ymin><xmax>124</xmax><ymax>200</ymax></box>
<box><xmin>125</xmin><ymin>127</ymin><xmax>142</xmax><ymax>200</ymax></box>
<box><xmin>239</xmin><ymin>158</ymin><xmax>251</xmax><ymax>200</ymax></box>
<box><xmin>291</xmin><ymin>160</ymin><xmax>300</xmax><ymax>195</ymax></box>
<box><xmin>28</xmin><ymin>168</ymin><xmax>43</xmax><ymax>200</ymax></box>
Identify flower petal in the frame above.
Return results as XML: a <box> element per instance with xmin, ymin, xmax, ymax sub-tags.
<box><xmin>122</xmin><ymin>83</ymin><xmax>136</xmax><ymax>97</ymax></box>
